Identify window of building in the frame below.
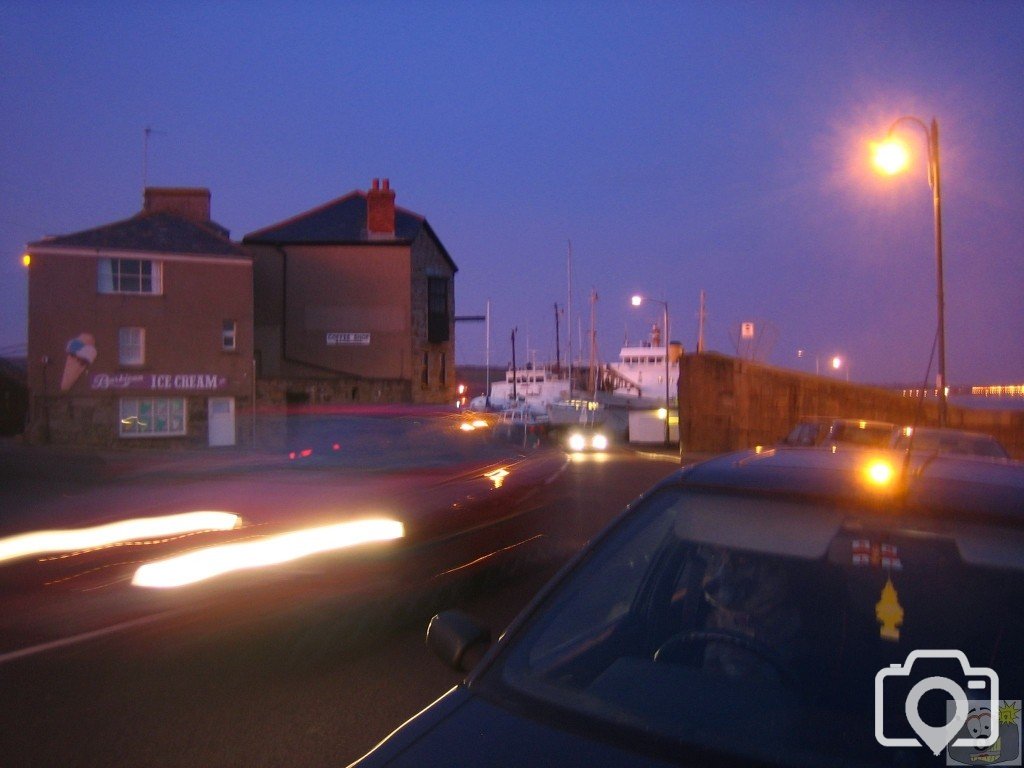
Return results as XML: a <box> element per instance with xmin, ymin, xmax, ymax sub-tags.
<box><xmin>439</xmin><ymin>352</ymin><xmax>447</xmax><ymax>386</ymax></box>
<box><xmin>98</xmin><ymin>258</ymin><xmax>162</xmax><ymax>294</ymax></box>
<box><xmin>427</xmin><ymin>277</ymin><xmax>450</xmax><ymax>343</ymax></box>
<box><xmin>421</xmin><ymin>352</ymin><xmax>430</xmax><ymax>388</ymax></box>
<box><xmin>222</xmin><ymin>320</ymin><xmax>237</xmax><ymax>351</ymax></box>
<box><xmin>118</xmin><ymin>327</ymin><xmax>145</xmax><ymax>366</ymax></box>
<box><xmin>119</xmin><ymin>397</ymin><xmax>186</xmax><ymax>437</ymax></box>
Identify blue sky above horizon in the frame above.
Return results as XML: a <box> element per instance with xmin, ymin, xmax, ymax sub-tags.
<box><xmin>2</xmin><ymin>1</ymin><xmax>1022</xmax><ymax>385</ymax></box>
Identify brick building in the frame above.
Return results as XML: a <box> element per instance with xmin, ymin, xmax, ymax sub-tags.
<box><xmin>24</xmin><ymin>188</ymin><xmax>254</xmax><ymax>447</ymax></box>
<box><xmin>244</xmin><ymin>179</ymin><xmax>457</xmax><ymax>405</ymax></box>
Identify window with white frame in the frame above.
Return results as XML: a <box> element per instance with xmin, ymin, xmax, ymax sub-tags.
<box><xmin>98</xmin><ymin>258</ymin><xmax>163</xmax><ymax>294</ymax></box>
<box><xmin>118</xmin><ymin>327</ymin><xmax>145</xmax><ymax>366</ymax></box>
<box><xmin>119</xmin><ymin>397</ymin><xmax>186</xmax><ymax>437</ymax></box>
<box><xmin>221</xmin><ymin>320</ymin><xmax>237</xmax><ymax>351</ymax></box>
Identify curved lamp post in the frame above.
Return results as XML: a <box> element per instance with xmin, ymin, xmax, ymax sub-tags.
<box><xmin>631</xmin><ymin>295</ymin><xmax>671</xmax><ymax>445</ymax></box>
<box><xmin>872</xmin><ymin>116</ymin><xmax>947</xmax><ymax>427</ymax></box>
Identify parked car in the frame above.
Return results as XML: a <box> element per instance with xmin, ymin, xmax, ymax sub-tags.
<box><xmin>782</xmin><ymin>418</ymin><xmax>897</xmax><ymax>449</ymax></box>
<box><xmin>351</xmin><ymin>447</ymin><xmax>1024</xmax><ymax>767</ymax></box>
<box><xmin>891</xmin><ymin>426</ymin><xmax>1010</xmax><ymax>459</ymax></box>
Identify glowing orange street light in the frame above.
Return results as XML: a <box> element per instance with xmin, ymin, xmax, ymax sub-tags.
<box><xmin>872</xmin><ymin>116</ymin><xmax>947</xmax><ymax>426</ymax></box>
<box><xmin>871</xmin><ymin>138</ymin><xmax>911</xmax><ymax>176</ymax></box>
<box><xmin>831</xmin><ymin>355</ymin><xmax>850</xmax><ymax>381</ymax></box>
<box><xmin>21</xmin><ymin>253</ymin><xmax>31</xmax><ymax>267</ymax></box>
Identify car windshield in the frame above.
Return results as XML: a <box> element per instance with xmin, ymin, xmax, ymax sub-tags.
<box><xmin>493</xmin><ymin>486</ymin><xmax>1024</xmax><ymax>767</ymax></box>
<box><xmin>829</xmin><ymin>421</ymin><xmax>896</xmax><ymax>448</ymax></box>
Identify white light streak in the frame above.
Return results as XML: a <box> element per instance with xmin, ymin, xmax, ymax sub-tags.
<box><xmin>0</xmin><ymin>511</ymin><xmax>241</xmax><ymax>564</ymax></box>
<box><xmin>131</xmin><ymin>518</ymin><xmax>404</xmax><ymax>588</ymax></box>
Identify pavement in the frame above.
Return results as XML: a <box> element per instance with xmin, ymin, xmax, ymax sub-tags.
<box><xmin>0</xmin><ymin>436</ymin><xmax>288</xmax><ymax>484</ymax></box>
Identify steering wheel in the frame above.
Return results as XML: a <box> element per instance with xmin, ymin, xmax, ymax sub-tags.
<box><xmin>653</xmin><ymin>628</ymin><xmax>793</xmax><ymax>684</ymax></box>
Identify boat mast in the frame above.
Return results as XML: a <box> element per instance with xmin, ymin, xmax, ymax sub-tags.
<box><xmin>554</xmin><ymin>302</ymin><xmax>562</xmax><ymax>373</ymax></box>
<box><xmin>697</xmin><ymin>289</ymin><xmax>706</xmax><ymax>354</ymax></box>
<box><xmin>485</xmin><ymin>299</ymin><xmax>491</xmax><ymax>407</ymax></box>
<box><xmin>588</xmin><ymin>289</ymin><xmax>598</xmax><ymax>397</ymax></box>
<box><xmin>510</xmin><ymin>327</ymin><xmax>518</xmax><ymax>401</ymax></box>
<box><xmin>566</xmin><ymin>240</ymin><xmax>573</xmax><ymax>396</ymax></box>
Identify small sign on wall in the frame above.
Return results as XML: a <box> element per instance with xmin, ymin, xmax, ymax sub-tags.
<box><xmin>326</xmin><ymin>332</ymin><xmax>371</xmax><ymax>346</ymax></box>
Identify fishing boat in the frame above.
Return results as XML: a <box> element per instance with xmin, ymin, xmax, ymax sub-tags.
<box><xmin>604</xmin><ymin>323</ymin><xmax>681</xmax><ymax>406</ymax></box>
<box><xmin>475</xmin><ymin>361</ymin><xmax>568</xmax><ymax>417</ymax></box>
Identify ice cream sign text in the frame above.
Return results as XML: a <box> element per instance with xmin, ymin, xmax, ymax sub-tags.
<box><xmin>91</xmin><ymin>373</ymin><xmax>228</xmax><ymax>391</ymax></box>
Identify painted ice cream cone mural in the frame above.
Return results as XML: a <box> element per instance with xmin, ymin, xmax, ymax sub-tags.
<box><xmin>61</xmin><ymin>333</ymin><xmax>97</xmax><ymax>391</ymax></box>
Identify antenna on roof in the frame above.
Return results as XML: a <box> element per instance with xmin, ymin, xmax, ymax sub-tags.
<box><xmin>142</xmin><ymin>126</ymin><xmax>167</xmax><ymax>195</ymax></box>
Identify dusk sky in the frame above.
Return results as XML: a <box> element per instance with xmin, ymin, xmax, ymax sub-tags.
<box><xmin>3</xmin><ymin>1</ymin><xmax>1022</xmax><ymax>386</ymax></box>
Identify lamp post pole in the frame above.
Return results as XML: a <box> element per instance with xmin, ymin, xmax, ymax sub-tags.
<box><xmin>927</xmin><ymin>119</ymin><xmax>947</xmax><ymax>428</ymax></box>
<box><xmin>876</xmin><ymin>116</ymin><xmax>947</xmax><ymax>427</ymax></box>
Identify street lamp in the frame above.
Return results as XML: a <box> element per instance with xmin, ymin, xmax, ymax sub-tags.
<box><xmin>631</xmin><ymin>295</ymin><xmax>672</xmax><ymax>446</ymax></box>
<box><xmin>872</xmin><ymin>116</ymin><xmax>947</xmax><ymax>426</ymax></box>
<box><xmin>831</xmin><ymin>355</ymin><xmax>850</xmax><ymax>382</ymax></box>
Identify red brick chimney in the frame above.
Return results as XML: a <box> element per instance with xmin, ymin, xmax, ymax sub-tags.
<box><xmin>143</xmin><ymin>187</ymin><xmax>211</xmax><ymax>222</ymax></box>
<box><xmin>366</xmin><ymin>178</ymin><xmax>396</xmax><ymax>237</ymax></box>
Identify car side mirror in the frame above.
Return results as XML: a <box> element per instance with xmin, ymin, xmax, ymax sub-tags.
<box><xmin>426</xmin><ymin>610</ymin><xmax>491</xmax><ymax>672</ymax></box>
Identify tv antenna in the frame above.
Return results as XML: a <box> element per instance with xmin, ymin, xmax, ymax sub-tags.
<box><xmin>142</xmin><ymin>126</ymin><xmax>167</xmax><ymax>193</ymax></box>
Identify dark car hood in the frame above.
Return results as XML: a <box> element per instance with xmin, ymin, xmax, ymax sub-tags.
<box><xmin>351</xmin><ymin>686</ymin><xmax>680</xmax><ymax>767</ymax></box>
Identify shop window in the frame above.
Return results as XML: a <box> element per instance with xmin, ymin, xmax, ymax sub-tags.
<box><xmin>119</xmin><ymin>397</ymin><xmax>186</xmax><ymax>437</ymax></box>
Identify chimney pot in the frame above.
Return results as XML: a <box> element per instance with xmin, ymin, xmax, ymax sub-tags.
<box><xmin>143</xmin><ymin>187</ymin><xmax>211</xmax><ymax>222</ymax></box>
<box><xmin>366</xmin><ymin>177</ymin><xmax>396</xmax><ymax>237</ymax></box>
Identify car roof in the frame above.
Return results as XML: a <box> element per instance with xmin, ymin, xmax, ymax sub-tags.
<box><xmin>671</xmin><ymin>446</ymin><xmax>1024</xmax><ymax>520</ymax></box>
<box><xmin>896</xmin><ymin>426</ymin><xmax>1001</xmax><ymax>440</ymax></box>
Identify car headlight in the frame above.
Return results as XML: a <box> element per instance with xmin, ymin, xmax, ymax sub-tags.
<box><xmin>591</xmin><ymin>434</ymin><xmax>609</xmax><ymax>451</ymax></box>
<box><xmin>568</xmin><ymin>433</ymin><xmax>586</xmax><ymax>452</ymax></box>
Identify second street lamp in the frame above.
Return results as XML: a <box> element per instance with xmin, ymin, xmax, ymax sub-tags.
<box><xmin>631</xmin><ymin>295</ymin><xmax>671</xmax><ymax>446</ymax></box>
<box><xmin>872</xmin><ymin>116</ymin><xmax>948</xmax><ymax>427</ymax></box>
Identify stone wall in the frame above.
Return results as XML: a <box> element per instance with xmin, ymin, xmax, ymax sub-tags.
<box><xmin>256</xmin><ymin>377</ymin><xmax>411</xmax><ymax>408</ymax></box>
<box><xmin>678</xmin><ymin>352</ymin><xmax>1024</xmax><ymax>459</ymax></box>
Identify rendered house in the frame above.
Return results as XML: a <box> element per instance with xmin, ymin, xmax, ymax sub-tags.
<box><xmin>24</xmin><ymin>188</ymin><xmax>254</xmax><ymax>447</ymax></box>
<box><xmin>243</xmin><ymin>179</ymin><xmax>457</xmax><ymax>405</ymax></box>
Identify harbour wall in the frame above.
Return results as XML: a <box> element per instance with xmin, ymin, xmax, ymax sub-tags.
<box><xmin>678</xmin><ymin>352</ymin><xmax>1024</xmax><ymax>459</ymax></box>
